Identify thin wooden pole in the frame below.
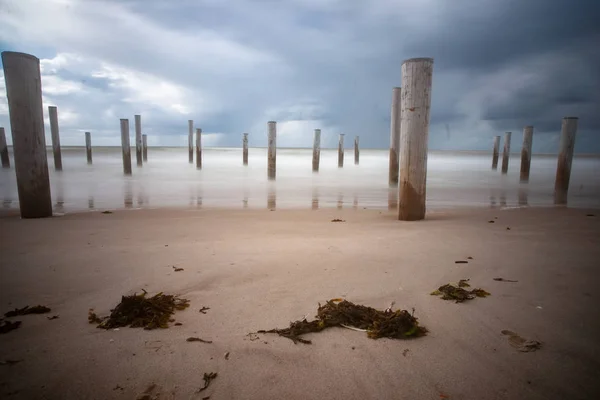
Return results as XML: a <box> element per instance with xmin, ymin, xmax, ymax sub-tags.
<box><xmin>1</xmin><ymin>51</ymin><xmax>52</xmax><ymax>218</ymax></box>
<box><xmin>48</xmin><ymin>106</ymin><xmax>62</xmax><ymax>171</ymax></box>
<box><xmin>142</xmin><ymin>134</ymin><xmax>148</xmax><ymax>162</ymax></box>
<box><xmin>398</xmin><ymin>57</ymin><xmax>434</xmax><ymax>221</ymax></box>
<box><xmin>196</xmin><ymin>128</ymin><xmax>202</xmax><ymax>170</ymax></box>
<box><xmin>520</xmin><ymin>126</ymin><xmax>534</xmax><ymax>182</ymax></box>
<box><xmin>338</xmin><ymin>134</ymin><xmax>344</xmax><ymax>167</ymax></box>
<box><xmin>501</xmin><ymin>132</ymin><xmax>512</xmax><ymax>174</ymax></box>
<box><xmin>120</xmin><ymin>119</ymin><xmax>132</xmax><ymax>175</ymax></box>
<box><xmin>243</xmin><ymin>133</ymin><xmax>249</xmax><ymax>166</ymax></box>
<box><xmin>312</xmin><ymin>129</ymin><xmax>321</xmax><ymax>172</ymax></box>
<box><xmin>492</xmin><ymin>135</ymin><xmax>500</xmax><ymax>170</ymax></box>
<box><xmin>554</xmin><ymin>117</ymin><xmax>578</xmax><ymax>205</ymax></box>
<box><xmin>354</xmin><ymin>136</ymin><xmax>359</xmax><ymax>165</ymax></box>
<box><xmin>188</xmin><ymin>119</ymin><xmax>193</xmax><ymax>164</ymax></box>
<box><xmin>135</xmin><ymin>114</ymin><xmax>142</xmax><ymax>166</ymax></box>
<box><xmin>268</xmin><ymin>121</ymin><xmax>276</xmax><ymax>180</ymax></box>
<box><xmin>85</xmin><ymin>132</ymin><xmax>92</xmax><ymax>164</ymax></box>
<box><xmin>389</xmin><ymin>87</ymin><xmax>401</xmax><ymax>185</ymax></box>
<box><xmin>0</xmin><ymin>127</ymin><xmax>9</xmax><ymax>168</ymax></box>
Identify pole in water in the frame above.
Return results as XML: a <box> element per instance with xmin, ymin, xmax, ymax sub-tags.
<box><xmin>135</xmin><ymin>114</ymin><xmax>143</xmax><ymax>166</ymax></box>
<box><xmin>188</xmin><ymin>120</ymin><xmax>194</xmax><ymax>164</ymax></box>
<box><xmin>312</xmin><ymin>129</ymin><xmax>321</xmax><ymax>172</ymax></box>
<box><xmin>492</xmin><ymin>135</ymin><xmax>500</xmax><ymax>170</ymax></box>
<box><xmin>0</xmin><ymin>127</ymin><xmax>9</xmax><ymax>168</ymax></box>
<box><xmin>85</xmin><ymin>132</ymin><xmax>92</xmax><ymax>164</ymax></box>
<box><xmin>389</xmin><ymin>87</ymin><xmax>401</xmax><ymax>185</ymax></box>
<box><xmin>398</xmin><ymin>57</ymin><xmax>434</xmax><ymax>221</ymax></box>
<box><xmin>354</xmin><ymin>136</ymin><xmax>359</xmax><ymax>165</ymax></box>
<box><xmin>338</xmin><ymin>134</ymin><xmax>345</xmax><ymax>168</ymax></box>
<box><xmin>142</xmin><ymin>134</ymin><xmax>148</xmax><ymax>162</ymax></box>
<box><xmin>48</xmin><ymin>106</ymin><xmax>62</xmax><ymax>171</ymax></box>
<box><xmin>268</xmin><ymin>121</ymin><xmax>276</xmax><ymax>180</ymax></box>
<box><xmin>1</xmin><ymin>51</ymin><xmax>52</xmax><ymax>218</ymax></box>
<box><xmin>243</xmin><ymin>133</ymin><xmax>249</xmax><ymax>166</ymax></box>
<box><xmin>120</xmin><ymin>119</ymin><xmax>132</xmax><ymax>175</ymax></box>
<box><xmin>501</xmin><ymin>132</ymin><xmax>512</xmax><ymax>174</ymax></box>
<box><xmin>196</xmin><ymin>128</ymin><xmax>202</xmax><ymax>170</ymax></box>
<box><xmin>554</xmin><ymin>117</ymin><xmax>578</xmax><ymax>205</ymax></box>
<box><xmin>520</xmin><ymin>126</ymin><xmax>534</xmax><ymax>182</ymax></box>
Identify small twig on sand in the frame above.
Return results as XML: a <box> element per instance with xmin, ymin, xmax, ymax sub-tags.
<box><xmin>186</xmin><ymin>337</ymin><xmax>212</xmax><ymax>344</ymax></box>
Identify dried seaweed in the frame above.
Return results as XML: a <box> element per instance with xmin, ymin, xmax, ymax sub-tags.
<box><xmin>256</xmin><ymin>299</ymin><xmax>427</xmax><ymax>345</ymax></box>
<box><xmin>172</xmin><ymin>266</ymin><xmax>184</xmax><ymax>272</ymax></box>
<box><xmin>0</xmin><ymin>320</ymin><xmax>21</xmax><ymax>334</ymax></box>
<box><xmin>331</xmin><ymin>219</ymin><xmax>346</xmax><ymax>222</ymax></box>
<box><xmin>89</xmin><ymin>290</ymin><xmax>190</xmax><ymax>330</ymax></box>
<box><xmin>493</xmin><ymin>278</ymin><xmax>518</xmax><ymax>283</ymax></box>
<box><xmin>199</xmin><ymin>307</ymin><xmax>210</xmax><ymax>314</ymax></box>
<box><xmin>4</xmin><ymin>305</ymin><xmax>51</xmax><ymax>317</ymax></box>
<box><xmin>431</xmin><ymin>283</ymin><xmax>490</xmax><ymax>303</ymax></box>
<box><xmin>197</xmin><ymin>372</ymin><xmax>218</xmax><ymax>393</ymax></box>
<box><xmin>187</xmin><ymin>337</ymin><xmax>212</xmax><ymax>343</ymax></box>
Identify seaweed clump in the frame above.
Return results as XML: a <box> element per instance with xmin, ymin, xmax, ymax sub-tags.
<box><xmin>257</xmin><ymin>298</ymin><xmax>427</xmax><ymax>344</ymax></box>
<box><xmin>4</xmin><ymin>305</ymin><xmax>51</xmax><ymax>317</ymax></box>
<box><xmin>88</xmin><ymin>290</ymin><xmax>190</xmax><ymax>330</ymax></box>
<box><xmin>431</xmin><ymin>281</ymin><xmax>490</xmax><ymax>303</ymax></box>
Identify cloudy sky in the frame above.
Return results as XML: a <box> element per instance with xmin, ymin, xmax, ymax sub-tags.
<box><xmin>0</xmin><ymin>0</ymin><xmax>599</xmax><ymax>152</ymax></box>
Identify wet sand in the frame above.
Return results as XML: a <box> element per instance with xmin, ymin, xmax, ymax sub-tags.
<box><xmin>0</xmin><ymin>206</ymin><xmax>599</xmax><ymax>399</ymax></box>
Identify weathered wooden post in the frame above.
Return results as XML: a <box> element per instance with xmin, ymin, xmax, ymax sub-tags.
<box><xmin>85</xmin><ymin>132</ymin><xmax>92</xmax><ymax>164</ymax></box>
<box><xmin>48</xmin><ymin>106</ymin><xmax>62</xmax><ymax>171</ymax></box>
<box><xmin>338</xmin><ymin>134</ymin><xmax>344</xmax><ymax>167</ymax></box>
<box><xmin>268</xmin><ymin>121</ymin><xmax>276</xmax><ymax>180</ymax></box>
<box><xmin>1</xmin><ymin>51</ymin><xmax>52</xmax><ymax>218</ymax></box>
<box><xmin>196</xmin><ymin>128</ymin><xmax>202</xmax><ymax>170</ymax></box>
<box><xmin>188</xmin><ymin>119</ymin><xmax>193</xmax><ymax>164</ymax></box>
<box><xmin>554</xmin><ymin>117</ymin><xmax>578</xmax><ymax>205</ymax></box>
<box><xmin>491</xmin><ymin>135</ymin><xmax>500</xmax><ymax>170</ymax></box>
<box><xmin>0</xmin><ymin>127</ymin><xmax>9</xmax><ymax>168</ymax></box>
<box><xmin>312</xmin><ymin>129</ymin><xmax>321</xmax><ymax>172</ymax></box>
<box><xmin>142</xmin><ymin>134</ymin><xmax>148</xmax><ymax>162</ymax></box>
<box><xmin>268</xmin><ymin>187</ymin><xmax>276</xmax><ymax>210</ymax></box>
<box><xmin>120</xmin><ymin>119</ymin><xmax>132</xmax><ymax>175</ymax></box>
<box><xmin>389</xmin><ymin>87</ymin><xmax>401</xmax><ymax>185</ymax></box>
<box><xmin>311</xmin><ymin>188</ymin><xmax>319</xmax><ymax>210</ymax></box>
<box><xmin>135</xmin><ymin>114</ymin><xmax>142</xmax><ymax>167</ymax></box>
<box><xmin>354</xmin><ymin>136</ymin><xmax>359</xmax><ymax>165</ymax></box>
<box><xmin>398</xmin><ymin>57</ymin><xmax>434</xmax><ymax>221</ymax></box>
<box><xmin>520</xmin><ymin>126</ymin><xmax>534</xmax><ymax>182</ymax></box>
<box><xmin>501</xmin><ymin>132</ymin><xmax>512</xmax><ymax>174</ymax></box>
<box><xmin>243</xmin><ymin>133</ymin><xmax>249</xmax><ymax>166</ymax></box>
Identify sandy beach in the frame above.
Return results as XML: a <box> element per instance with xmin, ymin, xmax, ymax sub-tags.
<box><xmin>1</xmin><ymin>206</ymin><xmax>599</xmax><ymax>399</ymax></box>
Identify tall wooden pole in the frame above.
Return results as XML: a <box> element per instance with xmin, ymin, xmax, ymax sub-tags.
<box><xmin>85</xmin><ymin>132</ymin><xmax>92</xmax><ymax>164</ymax></box>
<box><xmin>196</xmin><ymin>128</ymin><xmax>202</xmax><ymax>170</ymax></box>
<box><xmin>554</xmin><ymin>117</ymin><xmax>578</xmax><ymax>205</ymax></box>
<box><xmin>519</xmin><ymin>126</ymin><xmax>534</xmax><ymax>182</ymax></box>
<box><xmin>120</xmin><ymin>119</ymin><xmax>132</xmax><ymax>175</ymax></box>
<box><xmin>48</xmin><ymin>106</ymin><xmax>62</xmax><ymax>171</ymax></box>
<box><xmin>142</xmin><ymin>134</ymin><xmax>148</xmax><ymax>162</ymax></box>
<box><xmin>188</xmin><ymin>119</ymin><xmax>193</xmax><ymax>164</ymax></box>
<box><xmin>338</xmin><ymin>134</ymin><xmax>344</xmax><ymax>168</ymax></box>
<box><xmin>135</xmin><ymin>114</ymin><xmax>142</xmax><ymax>167</ymax></box>
<box><xmin>501</xmin><ymin>132</ymin><xmax>512</xmax><ymax>174</ymax></box>
<box><xmin>389</xmin><ymin>87</ymin><xmax>401</xmax><ymax>185</ymax></box>
<box><xmin>268</xmin><ymin>121</ymin><xmax>276</xmax><ymax>180</ymax></box>
<box><xmin>0</xmin><ymin>127</ymin><xmax>9</xmax><ymax>168</ymax></box>
<box><xmin>243</xmin><ymin>133</ymin><xmax>249</xmax><ymax>166</ymax></box>
<box><xmin>1</xmin><ymin>51</ymin><xmax>52</xmax><ymax>218</ymax></box>
<box><xmin>492</xmin><ymin>135</ymin><xmax>500</xmax><ymax>170</ymax></box>
<box><xmin>354</xmin><ymin>136</ymin><xmax>359</xmax><ymax>165</ymax></box>
<box><xmin>398</xmin><ymin>58</ymin><xmax>434</xmax><ymax>221</ymax></box>
<box><xmin>312</xmin><ymin>129</ymin><xmax>321</xmax><ymax>172</ymax></box>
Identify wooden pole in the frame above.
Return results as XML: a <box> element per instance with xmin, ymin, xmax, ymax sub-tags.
<box><xmin>338</xmin><ymin>134</ymin><xmax>344</xmax><ymax>167</ymax></box>
<box><xmin>188</xmin><ymin>119</ymin><xmax>193</xmax><ymax>164</ymax></box>
<box><xmin>389</xmin><ymin>87</ymin><xmax>401</xmax><ymax>185</ymax></box>
<box><xmin>135</xmin><ymin>114</ymin><xmax>142</xmax><ymax>167</ymax></box>
<box><xmin>501</xmin><ymin>132</ymin><xmax>512</xmax><ymax>174</ymax></box>
<box><xmin>554</xmin><ymin>117</ymin><xmax>578</xmax><ymax>205</ymax></box>
<box><xmin>0</xmin><ymin>127</ymin><xmax>9</xmax><ymax>168</ymax></box>
<box><xmin>491</xmin><ymin>135</ymin><xmax>500</xmax><ymax>170</ymax></box>
<box><xmin>196</xmin><ymin>128</ymin><xmax>202</xmax><ymax>170</ymax></box>
<box><xmin>243</xmin><ymin>133</ymin><xmax>249</xmax><ymax>166</ymax></box>
<box><xmin>268</xmin><ymin>121</ymin><xmax>276</xmax><ymax>180</ymax></box>
<box><xmin>354</xmin><ymin>136</ymin><xmax>359</xmax><ymax>165</ymax></box>
<box><xmin>520</xmin><ymin>126</ymin><xmax>534</xmax><ymax>182</ymax></box>
<box><xmin>1</xmin><ymin>51</ymin><xmax>52</xmax><ymax>218</ymax></box>
<box><xmin>48</xmin><ymin>106</ymin><xmax>62</xmax><ymax>171</ymax></box>
<box><xmin>398</xmin><ymin>57</ymin><xmax>434</xmax><ymax>221</ymax></box>
<box><xmin>142</xmin><ymin>134</ymin><xmax>148</xmax><ymax>162</ymax></box>
<box><xmin>312</xmin><ymin>129</ymin><xmax>321</xmax><ymax>172</ymax></box>
<box><xmin>120</xmin><ymin>119</ymin><xmax>132</xmax><ymax>175</ymax></box>
<box><xmin>85</xmin><ymin>132</ymin><xmax>92</xmax><ymax>164</ymax></box>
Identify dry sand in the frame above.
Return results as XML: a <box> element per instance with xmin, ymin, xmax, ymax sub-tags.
<box><xmin>0</xmin><ymin>206</ymin><xmax>599</xmax><ymax>399</ymax></box>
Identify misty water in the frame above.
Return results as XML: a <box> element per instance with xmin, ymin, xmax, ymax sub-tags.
<box><xmin>0</xmin><ymin>147</ymin><xmax>599</xmax><ymax>214</ymax></box>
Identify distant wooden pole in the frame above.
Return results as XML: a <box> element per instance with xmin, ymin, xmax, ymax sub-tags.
<box><xmin>389</xmin><ymin>87</ymin><xmax>401</xmax><ymax>185</ymax></box>
<box><xmin>48</xmin><ymin>106</ymin><xmax>62</xmax><ymax>171</ymax></box>
<box><xmin>120</xmin><ymin>119</ymin><xmax>132</xmax><ymax>175</ymax></box>
<box><xmin>188</xmin><ymin>119</ymin><xmax>193</xmax><ymax>164</ymax></box>
<box><xmin>520</xmin><ymin>126</ymin><xmax>534</xmax><ymax>182</ymax></box>
<box><xmin>398</xmin><ymin>57</ymin><xmax>434</xmax><ymax>221</ymax></box>
<box><xmin>142</xmin><ymin>134</ymin><xmax>148</xmax><ymax>162</ymax></box>
<box><xmin>501</xmin><ymin>132</ymin><xmax>512</xmax><ymax>174</ymax></box>
<box><xmin>338</xmin><ymin>134</ymin><xmax>344</xmax><ymax>167</ymax></box>
<box><xmin>268</xmin><ymin>121</ymin><xmax>276</xmax><ymax>180</ymax></box>
<box><xmin>491</xmin><ymin>135</ymin><xmax>500</xmax><ymax>170</ymax></box>
<box><xmin>1</xmin><ymin>51</ymin><xmax>52</xmax><ymax>218</ymax></box>
<box><xmin>135</xmin><ymin>114</ymin><xmax>142</xmax><ymax>167</ymax></box>
<box><xmin>243</xmin><ymin>133</ymin><xmax>249</xmax><ymax>166</ymax></box>
<box><xmin>312</xmin><ymin>129</ymin><xmax>321</xmax><ymax>172</ymax></box>
<box><xmin>85</xmin><ymin>132</ymin><xmax>92</xmax><ymax>164</ymax></box>
<box><xmin>354</xmin><ymin>136</ymin><xmax>359</xmax><ymax>165</ymax></box>
<box><xmin>554</xmin><ymin>117</ymin><xmax>578</xmax><ymax>205</ymax></box>
<box><xmin>0</xmin><ymin>127</ymin><xmax>9</xmax><ymax>168</ymax></box>
<box><xmin>196</xmin><ymin>128</ymin><xmax>202</xmax><ymax>170</ymax></box>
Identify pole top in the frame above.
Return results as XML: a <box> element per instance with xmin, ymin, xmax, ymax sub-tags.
<box><xmin>524</xmin><ymin>125</ymin><xmax>534</xmax><ymax>129</ymax></box>
<box><xmin>563</xmin><ymin>116</ymin><xmax>579</xmax><ymax>120</ymax></box>
<box><xmin>268</xmin><ymin>121</ymin><xmax>276</xmax><ymax>124</ymax></box>
<box><xmin>48</xmin><ymin>105</ymin><xmax>57</xmax><ymax>110</ymax></box>
<box><xmin>1</xmin><ymin>51</ymin><xmax>39</xmax><ymax>62</ymax></box>
<box><xmin>196</xmin><ymin>128</ymin><xmax>202</xmax><ymax>133</ymax></box>
<box><xmin>402</xmin><ymin>57</ymin><xmax>434</xmax><ymax>66</ymax></box>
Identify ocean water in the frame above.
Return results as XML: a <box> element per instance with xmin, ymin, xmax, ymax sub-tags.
<box><xmin>0</xmin><ymin>147</ymin><xmax>599</xmax><ymax>213</ymax></box>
